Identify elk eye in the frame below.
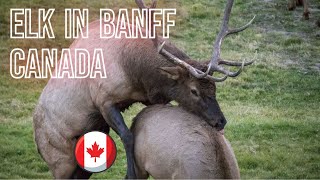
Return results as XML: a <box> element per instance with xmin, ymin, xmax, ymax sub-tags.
<box><xmin>191</xmin><ymin>89</ymin><xmax>199</xmax><ymax>97</ymax></box>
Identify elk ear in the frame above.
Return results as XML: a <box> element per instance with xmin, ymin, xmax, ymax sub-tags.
<box><xmin>159</xmin><ymin>66</ymin><xmax>184</xmax><ymax>80</ymax></box>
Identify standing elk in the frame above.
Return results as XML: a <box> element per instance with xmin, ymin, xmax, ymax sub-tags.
<box><xmin>288</xmin><ymin>0</ymin><xmax>310</xmax><ymax>20</ymax></box>
<box><xmin>33</xmin><ymin>0</ymin><xmax>254</xmax><ymax>178</ymax></box>
<box><xmin>131</xmin><ymin>104</ymin><xmax>240</xmax><ymax>179</ymax></box>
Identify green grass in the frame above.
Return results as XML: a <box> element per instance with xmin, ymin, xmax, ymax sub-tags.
<box><xmin>0</xmin><ymin>0</ymin><xmax>319</xmax><ymax>179</ymax></box>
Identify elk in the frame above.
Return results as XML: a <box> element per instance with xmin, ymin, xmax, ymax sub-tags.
<box><xmin>33</xmin><ymin>0</ymin><xmax>254</xmax><ymax>178</ymax></box>
<box><xmin>131</xmin><ymin>104</ymin><xmax>240</xmax><ymax>179</ymax></box>
<box><xmin>288</xmin><ymin>0</ymin><xmax>310</xmax><ymax>20</ymax></box>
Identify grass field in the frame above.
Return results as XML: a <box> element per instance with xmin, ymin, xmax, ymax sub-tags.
<box><xmin>0</xmin><ymin>0</ymin><xmax>320</xmax><ymax>178</ymax></box>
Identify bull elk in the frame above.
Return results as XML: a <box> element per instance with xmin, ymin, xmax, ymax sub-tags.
<box><xmin>288</xmin><ymin>0</ymin><xmax>310</xmax><ymax>20</ymax></box>
<box><xmin>33</xmin><ymin>0</ymin><xmax>254</xmax><ymax>178</ymax></box>
<box><xmin>131</xmin><ymin>104</ymin><xmax>240</xmax><ymax>179</ymax></box>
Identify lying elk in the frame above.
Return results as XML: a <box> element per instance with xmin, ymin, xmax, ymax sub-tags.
<box><xmin>288</xmin><ymin>0</ymin><xmax>310</xmax><ymax>20</ymax></box>
<box><xmin>33</xmin><ymin>0</ymin><xmax>254</xmax><ymax>178</ymax></box>
<box><xmin>131</xmin><ymin>104</ymin><xmax>240</xmax><ymax>179</ymax></box>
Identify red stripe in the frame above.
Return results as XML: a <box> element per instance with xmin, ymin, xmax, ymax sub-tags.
<box><xmin>106</xmin><ymin>135</ymin><xmax>116</xmax><ymax>169</ymax></box>
<box><xmin>75</xmin><ymin>136</ymin><xmax>85</xmax><ymax>168</ymax></box>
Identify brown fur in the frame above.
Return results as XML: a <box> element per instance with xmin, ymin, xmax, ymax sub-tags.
<box><xmin>131</xmin><ymin>105</ymin><xmax>240</xmax><ymax>179</ymax></box>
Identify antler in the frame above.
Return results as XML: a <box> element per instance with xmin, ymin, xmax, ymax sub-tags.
<box><xmin>135</xmin><ymin>0</ymin><xmax>255</xmax><ymax>82</ymax></box>
<box><xmin>135</xmin><ymin>0</ymin><xmax>158</xmax><ymax>46</ymax></box>
<box><xmin>135</xmin><ymin>0</ymin><xmax>214</xmax><ymax>80</ymax></box>
<box><xmin>135</xmin><ymin>0</ymin><xmax>157</xmax><ymax>9</ymax></box>
<box><xmin>205</xmin><ymin>0</ymin><xmax>256</xmax><ymax>80</ymax></box>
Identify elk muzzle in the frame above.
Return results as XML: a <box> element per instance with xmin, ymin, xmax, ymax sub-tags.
<box><xmin>203</xmin><ymin>97</ymin><xmax>227</xmax><ymax>131</ymax></box>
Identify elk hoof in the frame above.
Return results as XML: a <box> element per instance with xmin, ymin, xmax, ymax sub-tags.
<box><xmin>303</xmin><ymin>12</ymin><xmax>310</xmax><ymax>20</ymax></box>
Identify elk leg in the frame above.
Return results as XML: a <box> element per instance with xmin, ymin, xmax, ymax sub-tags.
<box><xmin>70</xmin><ymin>165</ymin><xmax>92</xmax><ymax>179</ymax></box>
<box><xmin>302</xmin><ymin>0</ymin><xmax>310</xmax><ymax>20</ymax></box>
<box><xmin>296</xmin><ymin>0</ymin><xmax>303</xmax><ymax>6</ymax></box>
<box><xmin>34</xmin><ymin>125</ymin><xmax>79</xmax><ymax>178</ymax></box>
<box><xmin>101</xmin><ymin>105</ymin><xmax>136</xmax><ymax>179</ymax></box>
<box><xmin>288</xmin><ymin>0</ymin><xmax>296</xmax><ymax>10</ymax></box>
<box><xmin>40</xmin><ymin>141</ymin><xmax>80</xmax><ymax>178</ymax></box>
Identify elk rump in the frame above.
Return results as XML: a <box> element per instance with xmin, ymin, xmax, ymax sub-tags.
<box><xmin>131</xmin><ymin>104</ymin><xmax>240</xmax><ymax>179</ymax></box>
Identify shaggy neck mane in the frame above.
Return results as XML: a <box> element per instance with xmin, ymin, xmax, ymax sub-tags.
<box><xmin>120</xmin><ymin>39</ymin><xmax>208</xmax><ymax>105</ymax></box>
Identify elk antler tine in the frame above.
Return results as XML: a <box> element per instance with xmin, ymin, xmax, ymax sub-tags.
<box><xmin>219</xmin><ymin>51</ymin><xmax>257</xmax><ymax>66</ymax></box>
<box><xmin>201</xmin><ymin>62</ymin><xmax>213</xmax><ymax>76</ymax></box>
<box><xmin>206</xmin><ymin>74</ymin><xmax>228</xmax><ymax>82</ymax></box>
<box><xmin>192</xmin><ymin>66</ymin><xmax>210</xmax><ymax>78</ymax></box>
<box><xmin>214</xmin><ymin>60</ymin><xmax>245</xmax><ymax>77</ymax></box>
<box><xmin>159</xmin><ymin>47</ymin><xmax>208</xmax><ymax>78</ymax></box>
<box><xmin>228</xmin><ymin>60</ymin><xmax>245</xmax><ymax>77</ymax></box>
<box><xmin>227</xmin><ymin>15</ymin><xmax>256</xmax><ymax>36</ymax></box>
<box><xmin>151</xmin><ymin>0</ymin><xmax>157</xmax><ymax>8</ymax></box>
<box><xmin>219</xmin><ymin>58</ymin><xmax>255</xmax><ymax>66</ymax></box>
<box><xmin>159</xmin><ymin>42</ymin><xmax>209</xmax><ymax>78</ymax></box>
<box><xmin>219</xmin><ymin>59</ymin><xmax>253</xmax><ymax>66</ymax></box>
<box><xmin>193</xmin><ymin>69</ymin><xmax>209</xmax><ymax>78</ymax></box>
<box><xmin>135</xmin><ymin>0</ymin><xmax>157</xmax><ymax>9</ymax></box>
<box><xmin>224</xmin><ymin>60</ymin><xmax>245</xmax><ymax>77</ymax></box>
<box><xmin>158</xmin><ymin>41</ymin><xmax>166</xmax><ymax>53</ymax></box>
<box><xmin>135</xmin><ymin>0</ymin><xmax>146</xmax><ymax>9</ymax></box>
<box><xmin>136</xmin><ymin>0</ymin><xmax>158</xmax><ymax>46</ymax></box>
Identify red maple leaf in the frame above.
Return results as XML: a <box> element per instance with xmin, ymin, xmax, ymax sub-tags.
<box><xmin>86</xmin><ymin>141</ymin><xmax>104</xmax><ymax>162</ymax></box>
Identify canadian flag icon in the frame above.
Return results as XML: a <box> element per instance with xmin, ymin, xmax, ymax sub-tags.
<box><xmin>75</xmin><ymin>131</ymin><xmax>117</xmax><ymax>173</ymax></box>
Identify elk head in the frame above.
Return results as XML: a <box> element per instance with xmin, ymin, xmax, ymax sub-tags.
<box><xmin>136</xmin><ymin>0</ymin><xmax>255</xmax><ymax>130</ymax></box>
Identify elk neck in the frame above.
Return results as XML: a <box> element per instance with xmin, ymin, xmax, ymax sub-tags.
<box><xmin>119</xmin><ymin>38</ymin><xmax>206</xmax><ymax>105</ymax></box>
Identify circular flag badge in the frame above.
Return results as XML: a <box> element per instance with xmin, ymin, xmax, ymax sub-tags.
<box><xmin>75</xmin><ymin>131</ymin><xmax>117</xmax><ymax>173</ymax></box>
